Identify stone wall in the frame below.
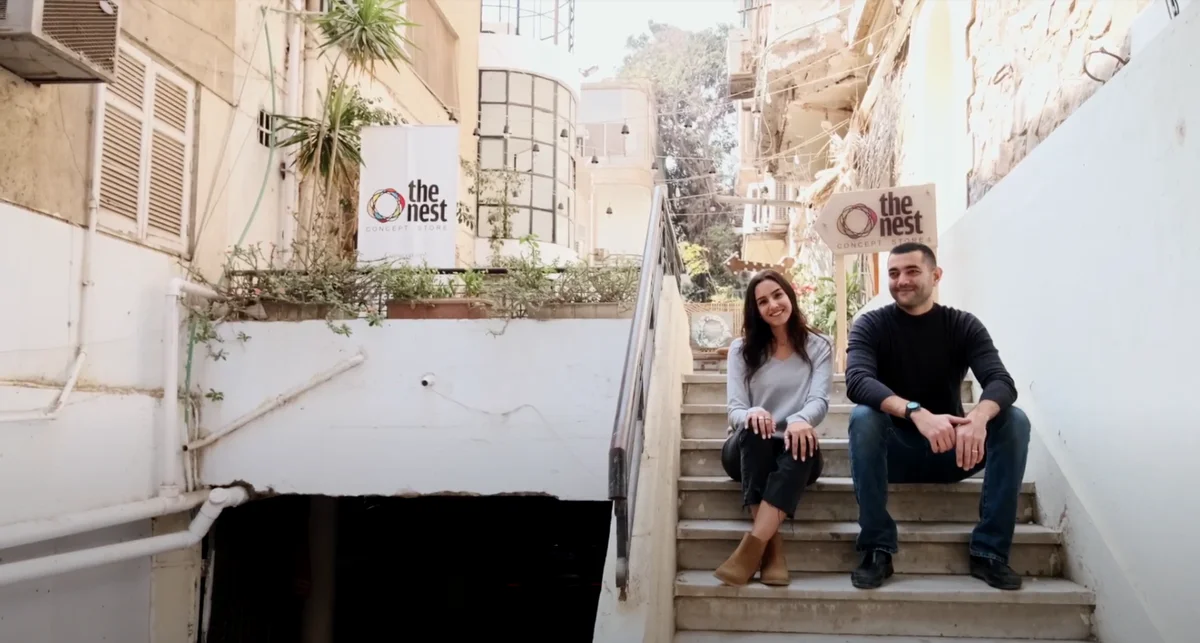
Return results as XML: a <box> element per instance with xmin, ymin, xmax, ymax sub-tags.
<box><xmin>966</xmin><ymin>0</ymin><xmax>1151</xmax><ymax>205</ymax></box>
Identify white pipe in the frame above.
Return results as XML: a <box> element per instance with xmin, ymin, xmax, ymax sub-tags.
<box><xmin>163</xmin><ymin>278</ymin><xmax>223</xmax><ymax>497</ymax></box>
<box><xmin>279</xmin><ymin>0</ymin><xmax>304</xmax><ymax>261</ymax></box>
<box><xmin>0</xmin><ymin>490</ymin><xmax>208</xmax><ymax>551</ymax></box>
<box><xmin>184</xmin><ymin>353</ymin><xmax>366</xmax><ymax>452</ymax></box>
<box><xmin>0</xmin><ymin>85</ymin><xmax>104</xmax><ymax>424</ymax></box>
<box><xmin>0</xmin><ymin>487</ymin><xmax>247</xmax><ymax>588</ymax></box>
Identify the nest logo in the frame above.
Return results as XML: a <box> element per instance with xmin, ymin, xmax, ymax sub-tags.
<box><xmin>816</xmin><ymin>184</ymin><xmax>937</xmax><ymax>254</ymax></box>
<box><xmin>364</xmin><ymin>179</ymin><xmax>450</xmax><ymax>232</ymax></box>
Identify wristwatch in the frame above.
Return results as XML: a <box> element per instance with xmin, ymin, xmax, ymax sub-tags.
<box><xmin>904</xmin><ymin>401</ymin><xmax>922</xmax><ymax>420</ymax></box>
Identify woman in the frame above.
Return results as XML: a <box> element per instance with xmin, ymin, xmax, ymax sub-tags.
<box><xmin>716</xmin><ymin>269</ymin><xmax>833</xmax><ymax>587</ymax></box>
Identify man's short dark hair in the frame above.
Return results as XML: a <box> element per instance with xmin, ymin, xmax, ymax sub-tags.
<box><xmin>890</xmin><ymin>242</ymin><xmax>937</xmax><ymax>267</ymax></box>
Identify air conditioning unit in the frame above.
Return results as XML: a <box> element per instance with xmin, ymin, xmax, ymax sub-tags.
<box><xmin>0</xmin><ymin>0</ymin><xmax>120</xmax><ymax>84</ymax></box>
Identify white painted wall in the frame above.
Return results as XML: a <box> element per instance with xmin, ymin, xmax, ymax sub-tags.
<box><xmin>478</xmin><ymin>33</ymin><xmax>582</xmax><ymax>100</ymax></box>
<box><xmin>580</xmin><ymin>82</ymin><xmax>657</xmax><ymax>260</ymax></box>
<box><xmin>0</xmin><ymin>204</ymin><xmax>180</xmax><ymax>642</ymax></box>
<box><xmin>194</xmin><ymin>318</ymin><xmax>631</xmax><ymax>500</ymax></box>
<box><xmin>936</xmin><ymin>5</ymin><xmax>1200</xmax><ymax>642</ymax></box>
<box><xmin>592</xmin><ymin>182</ymin><xmax>654</xmax><ymax>259</ymax></box>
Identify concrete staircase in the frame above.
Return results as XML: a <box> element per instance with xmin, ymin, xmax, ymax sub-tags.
<box><xmin>673</xmin><ymin>363</ymin><xmax>1096</xmax><ymax>642</ymax></box>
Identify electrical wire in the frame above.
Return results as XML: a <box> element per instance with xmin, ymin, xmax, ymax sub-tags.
<box><xmin>238</xmin><ymin>8</ymin><xmax>279</xmax><ymax>247</ymax></box>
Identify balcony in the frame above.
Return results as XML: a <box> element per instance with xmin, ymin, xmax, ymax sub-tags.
<box><xmin>727</xmin><ymin>28</ymin><xmax>755</xmax><ymax>100</ymax></box>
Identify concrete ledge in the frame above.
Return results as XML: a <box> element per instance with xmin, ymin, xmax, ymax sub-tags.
<box><xmin>677</xmin><ymin>520</ymin><xmax>1060</xmax><ymax>544</ymax></box>
<box><xmin>674</xmin><ymin>571</ymin><xmax>1094</xmax><ymax>605</ymax></box>
<box><xmin>678</xmin><ymin>476</ymin><xmax>1035</xmax><ymax>495</ymax></box>
<box><xmin>676</xmin><ymin>633</ymin><xmax>1092</xmax><ymax>643</ymax></box>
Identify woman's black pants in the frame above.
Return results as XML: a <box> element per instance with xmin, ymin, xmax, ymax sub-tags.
<box><xmin>738</xmin><ymin>429</ymin><xmax>823</xmax><ymax>519</ymax></box>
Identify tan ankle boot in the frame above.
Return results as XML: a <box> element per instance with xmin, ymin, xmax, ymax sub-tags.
<box><xmin>713</xmin><ymin>534</ymin><xmax>768</xmax><ymax>586</ymax></box>
<box><xmin>758</xmin><ymin>532</ymin><xmax>789</xmax><ymax>586</ymax></box>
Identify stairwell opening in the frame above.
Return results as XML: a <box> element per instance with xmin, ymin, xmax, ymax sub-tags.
<box><xmin>202</xmin><ymin>495</ymin><xmax>612</xmax><ymax>642</ymax></box>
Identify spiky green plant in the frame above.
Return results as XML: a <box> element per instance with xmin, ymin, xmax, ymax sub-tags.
<box><xmin>315</xmin><ymin>0</ymin><xmax>415</xmax><ymax>75</ymax></box>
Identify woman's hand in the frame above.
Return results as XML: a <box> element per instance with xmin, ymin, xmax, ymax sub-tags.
<box><xmin>746</xmin><ymin>409</ymin><xmax>775</xmax><ymax>438</ymax></box>
<box><xmin>784</xmin><ymin>422</ymin><xmax>819</xmax><ymax>461</ymax></box>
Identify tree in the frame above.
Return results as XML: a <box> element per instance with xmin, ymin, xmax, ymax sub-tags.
<box><xmin>618</xmin><ymin>22</ymin><xmax>743</xmax><ymax>301</ymax></box>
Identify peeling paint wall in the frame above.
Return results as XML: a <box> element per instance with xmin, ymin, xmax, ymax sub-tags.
<box><xmin>966</xmin><ymin>0</ymin><xmax>1151</xmax><ymax>205</ymax></box>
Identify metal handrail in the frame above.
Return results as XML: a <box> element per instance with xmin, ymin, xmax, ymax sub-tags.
<box><xmin>607</xmin><ymin>185</ymin><xmax>683</xmax><ymax>595</ymax></box>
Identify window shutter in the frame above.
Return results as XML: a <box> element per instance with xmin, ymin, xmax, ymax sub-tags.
<box><xmin>99</xmin><ymin>49</ymin><xmax>146</xmax><ymax>223</ymax></box>
<box><xmin>147</xmin><ymin>73</ymin><xmax>191</xmax><ymax>237</ymax></box>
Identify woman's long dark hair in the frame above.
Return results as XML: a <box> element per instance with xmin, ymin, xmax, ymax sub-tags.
<box><xmin>740</xmin><ymin>270</ymin><xmax>822</xmax><ymax>386</ymax></box>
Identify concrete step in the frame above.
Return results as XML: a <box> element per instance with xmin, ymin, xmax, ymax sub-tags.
<box><xmin>677</xmin><ymin>477</ymin><xmax>1038</xmax><ymax>523</ymax></box>
<box><xmin>676</xmin><ymin>633</ymin><xmax>1093</xmax><ymax>643</ymax></box>
<box><xmin>682</xmin><ymin>403</ymin><xmax>978</xmax><ymax>439</ymax></box>
<box><xmin>676</xmin><ymin>520</ymin><xmax>1062</xmax><ymax>576</ymax></box>
<box><xmin>674</xmin><ymin>571</ymin><xmax>1094</xmax><ymax>639</ymax></box>
<box><xmin>683</xmin><ymin>373</ymin><xmax>974</xmax><ymax>406</ymax></box>
<box><xmin>681</xmin><ymin>438</ymin><xmax>981</xmax><ymax>480</ymax></box>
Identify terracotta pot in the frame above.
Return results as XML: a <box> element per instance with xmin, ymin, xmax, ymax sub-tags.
<box><xmin>528</xmin><ymin>302</ymin><xmax>635</xmax><ymax>320</ymax></box>
<box><xmin>259</xmin><ymin>301</ymin><xmax>344</xmax><ymax>322</ymax></box>
<box><xmin>385</xmin><ymin>298</ymin><xmax>491</xmax><ymax>320</ymax></box>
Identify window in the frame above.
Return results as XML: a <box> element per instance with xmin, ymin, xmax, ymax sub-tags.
<box><xmin>257</xmin><ymin>110</ymin><xmax>274</xmax><ymax>147</ymax></box>
<box><xmin>97</xmin><ymin>44</ymin><xmax>195</xmax><ymax>255</ymax></box>
<box><xmin>476</xmin><ymin>70</ymin><xmax>577</xmax><ymax>247</ymax></box>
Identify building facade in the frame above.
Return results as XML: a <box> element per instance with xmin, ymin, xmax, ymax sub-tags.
<box><xmin>0</xmin><ymin>1</ymin><xmax>479</xmax><ymax>640</ymax></box>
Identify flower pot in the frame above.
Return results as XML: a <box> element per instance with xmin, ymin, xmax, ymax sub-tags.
<box><xmin>385</xmin><ymin>298</ymin><xmax>492</xmax><ymax>320</ymax></box>
<box><xmin>529</xmin><ymin>302</ymin><xmax>635</xmax><ymax>320</ymax></box>
<box><xmin>258</xmin><ymin>301</ymin><xmax>352</xmax><ymax>322</ymax></box>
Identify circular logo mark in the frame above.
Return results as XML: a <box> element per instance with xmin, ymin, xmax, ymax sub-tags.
<box><xmin>368</xmin><ymin>188</ymin><xmax>406</xmax><ymax>223</ymax></box>
<box><xmin>836</xmin><ymin>203</ymin><xmax>878</xmax><ymax>239</ymax></box>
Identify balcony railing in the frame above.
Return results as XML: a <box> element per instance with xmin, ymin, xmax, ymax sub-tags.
<box><xmin>481</xmin><ymin>0</ymin><xmax>575</xmax><ymax>52</ymax></box>
<box><xmin>407</xmin><ymin>0</ymin><xmax>459</xmax><ymax>110</ymax></box>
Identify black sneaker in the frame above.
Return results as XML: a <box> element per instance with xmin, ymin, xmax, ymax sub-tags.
<box><xmin>970</xmin><ymin>555</ymin><xmax>1023</xmax><ymax>590</ymax></box>
<box><xmin>850</xmin><ymin>551</ymin><xmax>894</xmax><ymax>589</ymax></box>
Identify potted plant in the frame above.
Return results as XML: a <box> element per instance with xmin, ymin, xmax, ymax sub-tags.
<box><xmin>382</xmin><ymin>266</ymin><xmax>491</xmax><ymax>319</ymax></box>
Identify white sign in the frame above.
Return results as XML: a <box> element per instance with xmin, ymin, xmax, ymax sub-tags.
<box><xmin>814</xmin><ymin>183</ymin><xmax>937</xmax><ymax>256</ymax></box>
<box><xmin>357</xmin><ymin>125</ymin><xmax>459</xmax><ymax>266</ymax></box>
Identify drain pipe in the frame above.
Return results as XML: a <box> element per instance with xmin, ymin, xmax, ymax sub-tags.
<box><xmin>0</xmin><ymin>84</ymin><xmax>104</xmax><ymax>424</ymax></box>
<box><xmin>163</xmin><ymin>278</ymin><xmax>222</xmax><ymax>497</ymax></box>
<box><xmin>0</xmin><ymin>487</ymin><xmax>247</xmax><ymax>588</ymax></box>
<box><xmin>279</xmin><ymin>0</ymin><xmax>305</xmax><ymax>261</ymax></box>
<box><xmin>0</xmin><ymin>490</ymin><xmax>209</xmax><ymax>551</ymax></box>
<box><xmin>184</xmin><ymin>352</ymin><xmax>366</xmax><ymax>453</ymax></box>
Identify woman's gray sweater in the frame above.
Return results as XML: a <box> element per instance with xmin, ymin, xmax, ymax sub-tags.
<box><xmin>726</xmin><ymin>333</ymin><xmax>834</xmax><ymax>432</ymax></box>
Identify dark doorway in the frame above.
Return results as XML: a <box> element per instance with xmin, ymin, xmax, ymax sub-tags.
<box><xmin>204</xmin><ymin>495</ymin><xmax>612</xmax><ymax>643</ymax></box>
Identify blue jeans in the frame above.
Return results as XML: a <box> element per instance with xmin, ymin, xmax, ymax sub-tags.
<box><xmin>847</xmin><ymin>405</ymin><xmax>1032</xmax><ymax>563</ymax></box>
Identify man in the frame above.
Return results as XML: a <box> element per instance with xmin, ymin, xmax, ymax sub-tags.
<box><xmin>845</xmin><ymin>242</ymin><xmax>1030</xmax><ymax>591</ymax></box>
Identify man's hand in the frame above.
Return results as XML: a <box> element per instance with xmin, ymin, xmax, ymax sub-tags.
<box><xmin>912</xmin><ymin>410</ymin><xmax>967</xmax><ymax>453</ymax></box>
<box><xmin>955</xmin><ymin>411</ymin><xmax>989</xmax><ymax>470</ymax></box>
<box><xmin>746</xmin><ymin>409</ymin><xmax>775</xmax><ymax>438</ymax></box>
<box><xmin>784</xmin><ymin>422</ymin><xmax>819</xmax><ymax>462</ymax></box>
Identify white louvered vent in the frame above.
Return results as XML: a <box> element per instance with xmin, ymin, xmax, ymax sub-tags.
<box><xmin>96</xmin><ymin>44</ymin><xmax>194</xmax><ymax>254</ymax></box>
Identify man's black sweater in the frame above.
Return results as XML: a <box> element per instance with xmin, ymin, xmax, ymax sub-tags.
<box><xmin>845</xmin><ymin>303</ymin><xmax>1017</xmax><ymax>429</ymax></box>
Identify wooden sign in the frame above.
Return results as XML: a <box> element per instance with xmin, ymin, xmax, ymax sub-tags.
<box><xmin>813</xmin><ymin>184</ymin><xmax>937</xmax><ymax>372</ymax></box>
<box><xmin>815</xmin><ymin>184</ymin><xmax>938</xmax><ymax>256</ymax></box>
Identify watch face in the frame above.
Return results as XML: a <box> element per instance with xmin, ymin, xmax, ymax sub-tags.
<box><xmin>906</xmin><ymin>402</ymin><xmax>920</xmax><ymax>410</ymax></box>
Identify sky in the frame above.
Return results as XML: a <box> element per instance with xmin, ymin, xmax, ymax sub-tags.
<box><xmin>573</xmin><ymin>0</ymin><xmax>738</xmax><ymax>79</ymax></box>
